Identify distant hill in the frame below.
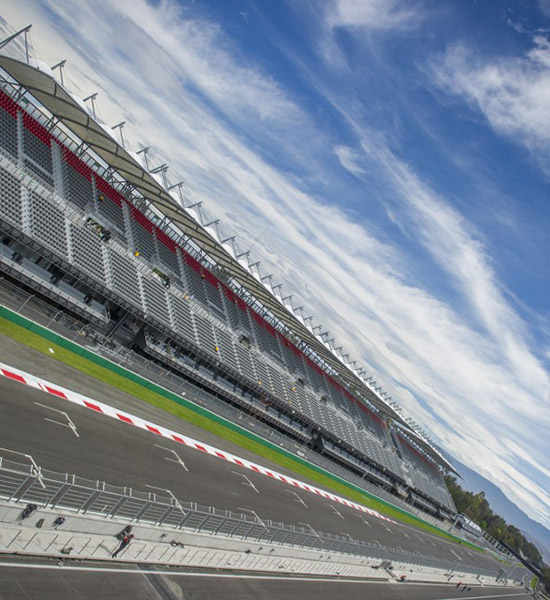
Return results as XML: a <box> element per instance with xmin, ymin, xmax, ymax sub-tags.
<box><xmin>522</xmin><ymin>530</ymin><xmax>550</xmax><ymax>565</ymax></box>
<box><xmin>449</xmin><ymin>455</ymin><xmax>550</xmax><ymax>563</ymax></box>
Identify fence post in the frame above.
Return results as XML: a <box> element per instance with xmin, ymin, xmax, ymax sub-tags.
<box><xmin>80</xmin><ymin>490</ymin><xmax>103</xmax><ymax>513</ymax></box>
<box><xmin>109</xmin><ymin>496</ymin><xmax>130</xmax><ymax>519</ymax></box>
<box><xmin>49</xmin><ymin>483</ymin><xmax>72</xmax><ymax>509</ymax></box>
<box><xmin>9</xmin><ymin>475</ymin><xmax>40</xmax><ymax>503</ymax></box>
<box><xmin>17</xmin><ymin>293</ymin><xmax>34</xmax><ymax>314</ymax></box>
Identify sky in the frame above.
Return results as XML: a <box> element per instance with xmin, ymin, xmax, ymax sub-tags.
<box><xmin>1</xmin><ymin>0</ymin><xmax>549</xmax><ymax>532</ymax></box>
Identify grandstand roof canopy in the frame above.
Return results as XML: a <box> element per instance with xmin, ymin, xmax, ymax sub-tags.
<box><xmin>0</xmin><ymin>55</ymin><xmax>457</xmax><ymax>474</ymax></box>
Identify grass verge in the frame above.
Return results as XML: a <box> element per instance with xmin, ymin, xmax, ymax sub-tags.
<box><xmin>0</xmin><ymin>313</ymin><xmax>482</xmax><ymax>550</ymax></box>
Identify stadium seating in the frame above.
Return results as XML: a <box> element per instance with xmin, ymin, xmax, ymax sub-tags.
<box><xmin>0</xmin><ymin>85</ymin><xmax>456</xmax><ymax>514</ymax></box>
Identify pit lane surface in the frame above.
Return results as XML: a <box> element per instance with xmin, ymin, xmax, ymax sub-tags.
<box><xmin>0</xmin><ymin>559</ymin><xmax>533</xmax><ymax>600</ymax></box>
<box><xmin>0</xmin><ymin>335</ymin><xmax>500</xmax><ymax>574</ymax></box>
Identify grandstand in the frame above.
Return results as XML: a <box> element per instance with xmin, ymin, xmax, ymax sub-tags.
<box><xmin>0</xmin><ymin>50</ymin><xmax>458</xmax><ymax>522</ymax></box>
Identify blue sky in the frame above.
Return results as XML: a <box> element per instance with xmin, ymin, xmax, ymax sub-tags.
<box><xmin>2</xmin><ymin>0</ymin><xmax>549</xmax><ymax>530</ymax></box>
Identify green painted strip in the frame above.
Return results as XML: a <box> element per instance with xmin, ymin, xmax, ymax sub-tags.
<box><xmin>0</xmin><ymin>305</ymin><xmax>483</xmax><ymax>551</ymax></box>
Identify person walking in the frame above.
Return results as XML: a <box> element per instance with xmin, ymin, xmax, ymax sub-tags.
<box><xmin>21</xmin><ymin>504</ymin><xmax>37</xmax><ymax>520</ymax></box>
<box><xmin>116</xmin><ymin>525</ymin><xmax>132</xmax><ymax>541</ymax></box>
<box><xmin>111</xmin><ymin>533</ymin><xmax>134</xmax><ymax>558</ymax></box>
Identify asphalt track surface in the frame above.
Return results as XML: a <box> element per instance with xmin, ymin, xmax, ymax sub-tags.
<box><xmin>0</xmin><ymin>336</ymin><xmax>504</xmax><ymax>574</ymax></box>
<box><xmin>0</xmin><ymin>559</ymin><xmax>534</xmax><ymax>600</ymax></box>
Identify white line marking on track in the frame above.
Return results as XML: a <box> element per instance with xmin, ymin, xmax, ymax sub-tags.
<box><xmin>287</xmin><ymin>490</ymin><xmax>308</xmax><ymax>509</ymax></box>
<box><xmin>449</xmin><ymin>547</ymin><xmax>463</xmax><ymax>561</ymax></box>
<box><xmin>237</xmin><ymin>507</ymin><xmax>265</xmax><ymax>527</ymax></box>
<box><xmin>232</xmin><ymin>471</ymin><xmax>259</xmax><ymax>494</ymax></box>
<box><xmin>154</xmin><ymin>445</ymin><xmax>188</xmax><ymax>471</ymax></box>
<box><xmin>34</xmin><ymin>402</ymin><xmax>79</xmax><ymax>437</ymax></box>
<box><xmin>145</xmin><ymin>485</ymin><xmax>185</xmax><ymax>512</ymax></box>
<box><xmin>328</xmin><ymin>505</ymin><xmax>344</xmax><ymax>519</ymax></box>
<box><xmin>298</xmin><ymin>522</ymin><xmax>321</xmax><ymax>540</ymax></box>
<box><xmin>357</xmin><ymin>515</ymin><xmax>371</xmax><ymax>527</ymax></box>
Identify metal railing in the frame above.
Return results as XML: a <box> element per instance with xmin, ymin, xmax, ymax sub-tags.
<box><xmin>0</xmin><ymin>457</ymin><xmax>497</xmax><ymax>577</ymax></box>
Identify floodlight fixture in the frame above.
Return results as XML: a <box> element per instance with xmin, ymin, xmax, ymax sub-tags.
<box><xmin>168</xmin><ymin>181</ymin><xmax>185</xmax><ymax>191</ymax></box>
<box><xmin>136</xmin><ymin>146</ymin><xmax>151</xmax><ymax>170</ymax></box>
<box><xmin>51</xmin><ymin>59</ymin><xmax>66</xmax><ymax>86</ymax></box>
<box><xmin>111</xmin><ymin>121</ymin><xmax>126</xmax><ymax>148</ymax></box>
<box><xmin>0</xmin><ymin>25</ymin><xmax>32</xmax><ymax>64</ymax></box>
<box><xmin>83</xmin><ymin>92</ymin><xmax>98</xmax><ymax>118</ymax></box>
<box><xmin>150</xmin><ymin>163</ymin><xmax>169</xmax><ymax>187</ymax></box>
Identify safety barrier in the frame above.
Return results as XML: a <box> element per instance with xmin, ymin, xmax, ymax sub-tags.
<box><xmin>0</xmin><ymin>456</ymin><xmax>496</xmax><ymax>577</ymax></box>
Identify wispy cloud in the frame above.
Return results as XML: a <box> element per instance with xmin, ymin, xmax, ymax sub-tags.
<box><xmin>326</xmin><ymin>0</ymin><xmax>424</xmax><ymax>31</ymax></box>
<box><xmin>432</xmin><ymin>36</ymin><xmax>550</xmax><ymax>172</ymax></box>
<box><xmin>334</xmin><ymin>145</ymin><xmax>367</xmax><ymax>177</ymax></box>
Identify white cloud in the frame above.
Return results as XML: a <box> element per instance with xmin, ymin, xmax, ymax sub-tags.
<box><xmin>432</xmin><ymin>37</ymin><xmax>550</xmax><ymax>172</ymax></box>
<box><xmin>326</xmin><ymin>0</ymin><xmax>424</xmax><ymax>31</ymax></box>
<box><xmin>317</xmin><ymin>0</ymin><xmax>425</xmax><ymax>69</ymax></box>
<box><xmin>334</xmin><ymin>145</ymin><xmax>366</xmax><ymax>177</ymax></box>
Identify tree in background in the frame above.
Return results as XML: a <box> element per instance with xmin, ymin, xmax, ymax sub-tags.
<box><xmin>444</xmin><ymin>474</ymin><xmax>549</xmax><ymax>593</ymax></box>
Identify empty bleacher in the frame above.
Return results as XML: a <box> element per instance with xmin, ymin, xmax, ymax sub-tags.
<box><xmin>0</xmin><ymin>84</ymin><xmax>457</xmax><ymax>516</ymax></box>
<box><xmin>0</xmin><ymin>164</ymin><xmax>22</xmax><ymax>227</ymax></box>
<box><xmin>95</xmin><ymin>184</ymin><xmax>126</xmax><ymax>233</ymax></box>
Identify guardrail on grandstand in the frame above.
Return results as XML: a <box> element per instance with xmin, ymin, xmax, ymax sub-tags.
<box><xmin>0</xmin><ymin>456</ymin><xmax>496</xmax><ymax>577</ymax></box>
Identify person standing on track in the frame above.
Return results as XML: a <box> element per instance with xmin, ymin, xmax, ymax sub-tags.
<box><xmin>111</xmin><ymin>533</ymin><xmax>134</xmax><ymax>558</ymax></box>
